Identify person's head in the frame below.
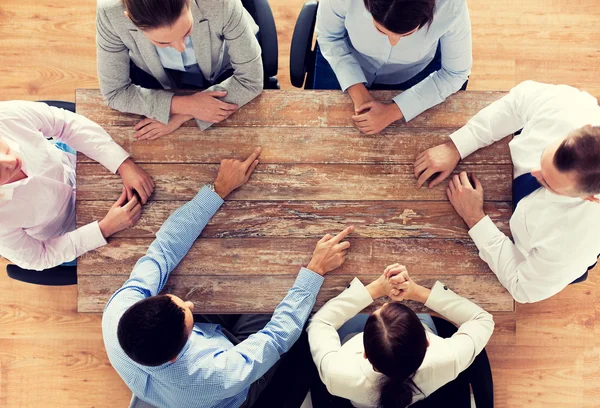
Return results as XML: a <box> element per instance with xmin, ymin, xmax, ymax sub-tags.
<box><xmin>363</xmin><ymin>302</ymin><xmax>428</xmax><ymax>408</ymax></box>
<box><xmin>0</xmin><ymin>137</ymin><xmax>24</xmax><ymax>186</ymax></box>
<box><xmin>531</xmin><ymin>125</ymin><xmax>600</xmax><ymax>202</ymax></box>
<box><xmin>123</xmin><ymin>0</ymin><xmax>192</xmax><ymax>52</ymax></box>
<box><xmin>363</xmin><ymin>0</ymin><xmax>435</xmax><ymax>46</ymax></box>
<box><xmin>117</xmin><ymin>294</ymin><xmax>195</xmax><ymax>366</ymax></box>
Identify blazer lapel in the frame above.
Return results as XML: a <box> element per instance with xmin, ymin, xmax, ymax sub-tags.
<box><xmin>190</xmin><ymin>3</ymin><xmax>213</xmax><ymax>81</ymax></box>
<box><xmin>129</xmin><ymin>29</ymin><xmax>173</xmax><ymax>89</ymax></box>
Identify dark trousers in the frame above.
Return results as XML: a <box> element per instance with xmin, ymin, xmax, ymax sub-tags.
<box><xmin>312</xmin><ymin>43</ymin><xmax>468</xmax><ymax>92</ymax></box>
<box><xmin>194</xmin><ymin>314</ymin><xmax>314</xmax><ymax>408</ymax></box>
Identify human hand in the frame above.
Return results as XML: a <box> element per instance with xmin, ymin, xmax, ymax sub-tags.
<box><xmin>366</xmin><ymin>263</ymin><xmax>409</xmax><ymax>300</ymax></box>
<box><xmin>185</xmin><ymin>91</ymin><xmax>238</xmax><ymax>123</ymax></box>
<box><xmin>134</xmin><ymin>114</ymin><xmax>192</xmax><ymax>141</ymax></box>
<box><xmin>98</xmin><ymin>187</ymin><xmax>142</xmax><ymax>238</ymax></box>
<box><xmin>307</xmin><ymin>226</ymin><xmax>355</xmax><ymax>276</ymax></box>
<box><xmin>351</xmin><ymin>101</ymin><xmax>403</xmax><ymax>135</ymax></box>
<box><xmin>117</xmin><ymin>159</ymin><xmax>155</xmax><ymax>204</ymax></box>
<box><xmin>414</xmin><ymin>141</ymin><xmax>461</xmax><ymax>188</ymax></box>
<box><xmin>385</xmin><ymin>266</ymin><xmax>431</xmax><ymax>303</ymax></box>
<box><xmin>213</xmin><ymin>147</ymin><xmax>261</xmax><ymax>199</ymax></box>
<box><xmin>447</xmin><ymin>172</ymin><xmax>486</xmax><ymax>229</ymax></box>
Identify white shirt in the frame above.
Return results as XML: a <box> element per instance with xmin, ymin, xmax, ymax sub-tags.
<box><xmin>155</xmin><ymin>36</ymin><xmax>201</xmax><ymax>73</ymax></box>
<box><xmin>316</xmin><ymin>0</ymin><xmax>472</xmax><ymax>121</ymax></box>
<box><xmin>450</xmin><ymin>81</ymin><xmax>600</xmax><ymax>303</ymax></box>
<box><xmin>307</xmin><ymin>279</ymin><xmax>494</xmax><ymax>408</ymax></box>
<box><xmin>0</xmin><ymin>101</ymin><xmax>130</xmax><ymax>270</ymax></box>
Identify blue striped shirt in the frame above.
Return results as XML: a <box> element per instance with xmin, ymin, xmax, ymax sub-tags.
<box><xmin>102</xmin><ymin>186</ymin><xmax>324</xmax><ymax>408</ymax></box>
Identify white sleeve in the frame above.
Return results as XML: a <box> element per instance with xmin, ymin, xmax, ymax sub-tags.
<box><xmin>307</xmin><ymin>278</ymin><xmax>373</xmax><ymax>393</ymax></box>
<box><xmin>11</xmin><ymin>101</ymin><xmax>130</xmax><ymax>174</ymax></box>
<box><xmin>449</xmin><ymin>80</ymin><xmax>559</xmax><ymax>158</ymax></box>
<box><xmin>425</xmin><ymin>281</ymin><xmax>494</xmax><ymax>377</ymax></box>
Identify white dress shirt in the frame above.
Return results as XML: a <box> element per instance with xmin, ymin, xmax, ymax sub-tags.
<box><xmin>155</xmin><ymin>36</ymin><xmax>201</xmax><ymax>73</ymax></box>
<box><xmin>307</xmin><ymin>279</ymin><xmax>494</xmax><ymax>407</ymax></box>
<box><xmin>450</xmin><ymin>81</ymin><xmax>600</xmax><ymax>303</ymax></box>
<box><xmin>315</xmin><ymin>0</ymin><xmax>472</xmax><ymax>121</ymax></box>
<box><xmin>0</xmin><ymin>101</ymin><xmax>130</xmax><ymax>270</ymax></box>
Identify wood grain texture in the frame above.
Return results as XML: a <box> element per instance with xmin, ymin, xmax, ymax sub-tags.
<box><xmin>77</xmin><ymin>126</ymin><xmax>512</xmax><ymax>165</ymax></box>
<box><xmin>76</xmin><ymin>89</ymin><xmax>507</xmax><ymax>129</ymax></box>
<box><xmin>77</xmin><ymin>162</ymin><xmax>513</xmax><ymax>202</ymax></box>
<box><xmin>76</xmin><ymin>237</ymin><xmax>495</xmax><ymax>278</ymax></box>
<box><xmin>77</xmin><ymin>200</ymin><xmax>512</xmax><ymax>239</ymax></box>
<box><xmin>77</xmin><ymin>274</ymin><xmax>514</xmax><ymax>313</ymax></box>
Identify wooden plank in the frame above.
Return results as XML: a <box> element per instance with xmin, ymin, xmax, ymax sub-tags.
<box><xmin>76</xmin><ymin>163</ymin><xmax>513</xmax><ymax>202</ymax></box>
<box><xmin>77</xmin><ymin>200</ymin><xmax>512</xmax><ymax>239</ymax></box>
<box><xmin>77</xmin><ymin>126</ymin><xmax>512</xmax><ymax>165</ymax></box>
<box><xmin>76</xmin><ymin>89</ymin><xmax>507</xmax><ymax>129</ymax></box>
<box><xmin>77</xmin><ymin>273</ymin><xmax>514</xmax><ymax>313</ymax></box>
<box><xmin>77</xmin><ymin>237</ymin><xmax>494</xmax><ymax>277</ymax></box>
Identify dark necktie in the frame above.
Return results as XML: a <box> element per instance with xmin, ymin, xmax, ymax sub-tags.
<box><xmin>511</xmin><ymin>172</ymin><xmax>596</xmax><ymax>284</ymax></box>
<box><xmin>512</xmin><ymin>172</ymin><xmax>542</xmax><ymax>210</ymax></box>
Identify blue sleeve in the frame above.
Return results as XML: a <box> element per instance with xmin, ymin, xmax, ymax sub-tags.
<box><xmin>204</xmin><ymin>268</ymin><xmax>324</xmax><ymax>398</ymax></box>
<box><xmin>393</xmin><ymin>2</ymin><xmax>472</xmax><ymax>121</ymax></box>
<box><xmin>104</xmin><ymin>186</ymin><xmax>224</xmax><ymax>314</ymax></box>
<box><xmin>315</xmin><ymin>0</ymin><xmax>367</xmax><ymax>91</ymax></box>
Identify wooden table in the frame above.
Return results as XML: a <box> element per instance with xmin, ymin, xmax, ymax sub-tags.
<box><xmin>75</xmin><ymin>89</ymin><xmax>514</xmax><ymax>313</ymax></box>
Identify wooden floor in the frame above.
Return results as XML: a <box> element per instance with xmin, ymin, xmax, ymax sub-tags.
<box><xmin>0</xmin><ymin>0</ymin><xmax>599</xmax><ymax>407</ymax></box>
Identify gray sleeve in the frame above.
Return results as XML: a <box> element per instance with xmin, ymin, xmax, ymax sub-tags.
<box><xmin>196</xmin><ymin>0</ymin><xmax>264</xmax><ymax>130</ymax></box>
<box><xmin>96</xmin><ymin>5</ymin><xmax>174</xmax><ymax>124</ymax></box>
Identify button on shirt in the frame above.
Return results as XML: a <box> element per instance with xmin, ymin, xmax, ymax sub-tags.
<box><xmin>316</xmin><ymin>0</ymin><xmax>472</xmax><ymax>121</ymax></box>
<box><xmin>103</xmin><ymin>186</ymin><xmax>325</xmax><ymax>408</ymax></box>
<box><xmin>0</xmin><ymin>101</ymin><xmax>129</xmax><ymax>270</ymax></box>
<box><xmin>450</xmin><ymin>81</ymin><xmax>600</xmax><ymax>303</ymax></box>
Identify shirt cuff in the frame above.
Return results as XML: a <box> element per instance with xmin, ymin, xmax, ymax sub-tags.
<box><xmin>347</xmin><ymin>277</ymin><xmax>376</xmax><ymax>308</ymax></box>
<box><xmin>392</xmin><ymin>90</ymin><xmax>424</xmax><ymax>122</ymax></box>
<box><xmin>296</xmin><ymin>267</ymin><xmax>325</xmax><ymax>296</ymax></box>
<box><xmin>337</xmin><ymin>64</ymin><xmax>368</xmax><ymax>92</ymax></box>
<box><xmin>104</xmin><ymin>148</ymin><xmax>131</xmax><ymax>175</ymax></box>
<box><xmin>194</xmin><ymin>185</ymin><xmax>225</xmax><ymax>215</ymax></box>
<box><xmin>424</xmin><ymin>281</ymin><xmax>453</xmax><ymax>312</ymax></box>
<box><xmin>468</xmin><ymin>215</ymin><xmax>505</xmax><ymax>249</ymax></box>
<box><xmin>72</xmin><ymin>221</ymin><xmax>108</xmax><ymax>256</ymax></box>
<box><xmin>449</xmin><ymin>126</ymin><xmax>480</xmax><ymax>159</ymax></box>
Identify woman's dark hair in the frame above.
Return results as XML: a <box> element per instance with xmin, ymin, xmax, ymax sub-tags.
<box><xmin>123</xmin><ymin>0</ymin><xmax>189</xmax><ymax>29</ymax></box>
<box><xmin>117</xmin><ymin>295</ymin><xmax>189</xmax><ymax>366</ymax></box>
<box><xmin>363</xmin><ymin>302</ymin><xmax>428</xmax><ymax>408</ymax></box>
<box><xmin>363</xmin><ymin>0</ymin><xmax>436</xmax><ymax>35</ymax></box>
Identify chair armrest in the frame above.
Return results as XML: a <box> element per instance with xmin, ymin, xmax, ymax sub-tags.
<box><xmin>289</xmin><ymin>0</ymin><xmax>318</xmax><ymax>88</ymax></box>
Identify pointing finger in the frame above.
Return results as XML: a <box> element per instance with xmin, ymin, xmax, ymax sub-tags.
<box><xmin>331</xmin><ymin>226</ymin><xmax>355</xmax><ymax>244</ymax></box>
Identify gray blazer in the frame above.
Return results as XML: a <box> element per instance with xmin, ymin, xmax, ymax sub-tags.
<box><xmin>96</xmin><ymin>0</ymin><xmax>264</xmax><ymax>130</ymax></box>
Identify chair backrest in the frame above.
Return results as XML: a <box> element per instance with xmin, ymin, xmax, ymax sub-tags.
<box><xmin>241</xmin><ymin>0</ymin><xmax>278</xmax><ymax>79</ymax></box>
<box><xmin>289</xmin><ymin>0</ymin><xmax>319</xmax><ymax>89</ymax></box>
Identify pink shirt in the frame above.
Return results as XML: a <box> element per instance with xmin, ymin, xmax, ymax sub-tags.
<box><xmin>0</xmin><ymin>101</ymin><xmax>129</xmax><ymax>270</ymax></box>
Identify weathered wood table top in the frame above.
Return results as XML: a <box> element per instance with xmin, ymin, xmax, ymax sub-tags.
<box><xmin>75</xmin><ymin>89</ymin><xmax>514</xmax><ymax>313</ymax></box>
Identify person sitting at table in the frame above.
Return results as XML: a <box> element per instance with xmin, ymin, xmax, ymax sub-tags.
<box><xmin>0</xmin><ymin>100</ymin><xmax>154</xmax><ymax>271</ymax></box>
<box><xmin>414</xmin><ymin>80</ymin><xmax>600</xmax><ymax>303</ymax></box>
<box><xmin>102</xmin><ymin>146</ymin><xmax>355</xmax><ymax>408</ymax></box>
<box><xmin>96</xmin><ymin>0</ymin><xmax>263</xmax><ymax>139</ymax></box>
<box><xmin>314</xmin><ymin>0</ymin><xmax>472</xmax><ymax>135</ymax></box>
<box><xmin>307</xmin><ymin>264</ymin><xmax>494</xmax><ymax>408</ymax></box>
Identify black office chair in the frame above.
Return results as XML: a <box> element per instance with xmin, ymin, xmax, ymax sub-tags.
<box><xmin>5</xmin><ymin>100</ymin><xmax>78</xmax><ymax>287</ymax></box>
<box><xmin>289</xmin><ymin>0</ymin><xmax>319</xmax><ymax>89</ymax></box>
<box><xmin>309</xmin><ymin>316</ymin><xmax>494</xmax><ymax>408</ymax></box>
<box><xmin>411</xmin><ymin>316</ymin><xmax>494</xmax><ymax>408</ymax></box>
<box><xmin>242</xmin><ymin>0</ymin><xmax>280</xmax><ymax>89</ymax></box>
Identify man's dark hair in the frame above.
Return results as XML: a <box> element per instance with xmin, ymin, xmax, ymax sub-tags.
<box><xmin>123</xmin><ymin>0</ymin><xmax>189</xmax><ymax>29</ymax></box>
<box><xmin>117</xmin><ymin>295</ymin><xmax>189</xmax><ymax>366</ymax></box>
<box><xmin>363</xmin><ymin>0</ymin><xmax>436</xmax><ymax>35</ymax></box>
<box><xmin>554</xmin><ymin>126</ymin><xmax>600</xmax><ymax>195</ymax></box>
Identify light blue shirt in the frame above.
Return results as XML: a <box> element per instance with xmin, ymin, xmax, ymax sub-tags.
<box><xmin>102</xmin><ymin>186</ymin><xmax>324</xmax><ymax>408</ymax></box>
<box><xmin>316</xmin><ymin>0</ymin><xmax>472</xmax><ymax>121</ymax></box>
<box><xmin>155</xmin><ymin>36</ymin><xmax>203</xmax><ymax>75</ymax></box>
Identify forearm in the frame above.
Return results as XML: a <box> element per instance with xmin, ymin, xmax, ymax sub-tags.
<box><xmin>347</xmin><ymin>84</ymin><xmax>373</xmax><ymax>109</ymax></box>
